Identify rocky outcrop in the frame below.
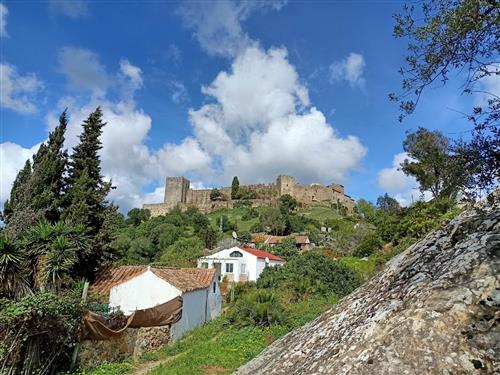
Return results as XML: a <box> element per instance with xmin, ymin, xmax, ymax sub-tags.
<box><xmin>235</xmin><ymin>198</ymin><xmax>500</xmax><ymax>374</ymax></box>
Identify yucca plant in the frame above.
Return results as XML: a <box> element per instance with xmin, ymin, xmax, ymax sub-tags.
<box><xmin>0</xmin><ymin>234</ymin><xmax>30</xmax><ymax>298</ymax></box>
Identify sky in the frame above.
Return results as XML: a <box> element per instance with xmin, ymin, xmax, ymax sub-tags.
<box><xmin>0</xmin><ymin>0</ymin><xmax>492</xmax><ymax>214</ymax></box>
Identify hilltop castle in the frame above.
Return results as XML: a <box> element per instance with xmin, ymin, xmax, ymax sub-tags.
<box><xmin>143</xmin><ymin>175</ymin><xmax>355</xmax><ymax>216</ymax></box>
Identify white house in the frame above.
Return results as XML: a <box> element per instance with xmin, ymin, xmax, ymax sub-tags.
<box><xmin>197</xmin><ymin>247</ymin><xmax>285</xmax><ymax>282</ymax></box>
<box><xmin>90</xmin><ymin>266</ymin><xmax>222</xmax><ymax>339</ymax></box>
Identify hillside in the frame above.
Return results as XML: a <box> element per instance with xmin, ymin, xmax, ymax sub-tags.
<box><xmin>235</xmin><ymin>197</ymin><xmax>500</xmax><ymax>374</ymax></box>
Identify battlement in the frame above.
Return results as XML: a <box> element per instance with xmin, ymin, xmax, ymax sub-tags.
<box><xmin>144</xmin><ymin>175</ymin><xmax>355</xmax><ymax>216</ymax></box>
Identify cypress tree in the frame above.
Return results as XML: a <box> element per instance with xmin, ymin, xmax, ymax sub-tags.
<box><xmin>4</xmin><ymin>111</ymin><xmax>69</xmax><ymax>237</ymax></box>
<box><xmin>63</xmin><ymin>107</ymin><xmax>117</xmax><ymax>279</ymax></box>
<box><xmin>231</xmin><ymin>176</ymin><xmax>240</xmax><ymax>200</ymax></box>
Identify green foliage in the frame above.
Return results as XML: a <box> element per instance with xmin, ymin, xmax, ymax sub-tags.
<box><xmin>0</xmin><ymin>235</ymin><xmax>29</xmax><ymax>299</ymax></box>
<box><xmin>241</xmin><ymin>208</ymin><xmax>259</xmax><ymax>221</ymax></box>
<box><xmin>353</xmin><ymin>233</ymin><xmax>383</xmax><ymax>257</ymax></box>
<box><xmin>376</xmin><ymin>193</ymin><xmax>401</xmax><ymax>214</ymax></box>
<box><xmin>256</xmin><ymin>208</ymin><xmax>286</xmax><ymax>235</ymax></box>
<box><xmin>210</xmin><ymin>188</ymin><xmax>223</xmax><ymax>201</ymax></box>
<box><xmin>158</xmin><ymin>237</ymin><xmax>204</xmax><ymax>267</ymax></box>
<box><xmin>227</xmin><ymin>289</ymin><xmax>286</xmax><ymax>328</ymax></box>
<box><xmin>257</xmin><ymin>252</ymin><xmax>361</xmax><ymax>300</ymax></box>
<box><xmin>236</xmin><ymin>187</ymin><xmax>257</xmax><ymax>200</ymax></box>
<box><xmin>125</xmin><ymin>208</ymin><xmax>150</xmax><ymax>226</ymax></box>
<box><xmin>231</xmin><ymin>176</ymin><xmax>240</xmax><ymax>199</ymax></box>
<box><xmin>219</xmin><ymin>214</ymin><xmax>238</xmax><ymax>233</ymax></box>
<box><xmin>279</xmin><ymin>194</ymin><xmax>298</xmax><ymax>214</ymax></box>
<box><xmin>265</xmin><ymin>238</ymin><xmax>299</xmax><ymax>260</ymax></box>
<box><xmin>0</xmin><ymin>292</ymin><xmax>83</xmax><ymax>374</ymax></box>
<box><xmin>69</xmin><ymin>362</ymin><xmax>133</xmax><ymax>375</ymax></box>
<box><xmin>238</xmin><ymin>231</ymin><xmax>252</xmax><ymax>243</ymax></box>
<box><xmin>198</xmin><ymin>226</ymin><xmax>218</xmax><ymax>249</ymax></box>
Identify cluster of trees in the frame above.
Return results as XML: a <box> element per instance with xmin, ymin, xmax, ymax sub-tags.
<box><xmin>391</xmin><ymin>0</ymin><xmax>499</xmax><ymax>197</ymax></box>
<box><xmin>111</xmin><ymin>206</ymin><xmax>219</xmax><ymax>266</ymax></box>
<box><xmin>0</xmin><ymin>108</ymin><xmax>117</xmax><ymax>373</ymax></box>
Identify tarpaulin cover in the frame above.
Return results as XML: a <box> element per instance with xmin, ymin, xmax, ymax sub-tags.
<box><xmin>83</xmin><ymin>296</ymin><xmax>183</xmax><ymax>340</ymax></box>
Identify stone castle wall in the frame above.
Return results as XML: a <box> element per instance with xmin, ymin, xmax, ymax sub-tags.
<box><xmin>144</xmin><ymin>175</ymin><xmax>355</xmax><ymax>216</ymax></box>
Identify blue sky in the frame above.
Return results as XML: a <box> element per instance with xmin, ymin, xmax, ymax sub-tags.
<box><xmin>0</xmin><ymin>0</ymin><xmax>484</xmax><ymax>213</ymax></box>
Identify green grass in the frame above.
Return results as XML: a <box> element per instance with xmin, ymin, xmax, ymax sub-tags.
<box><xmin>68</xmin><ymin>361</ymin><xmax>133</xmax><ymax>375</ymax></box>
<box><xmin>339</xmin><ymin>254</ymin><xmax>386</xmax><ymax>280</ymax></box>
<box><xmin>206</xmin><ymin>207</ymin><xmax>265</xmax><ymax>233</ymax></box>
<box><xmin>297</xmin><ymin>204</ymin><xmax>342</xmax><ymax>223</ymax></box>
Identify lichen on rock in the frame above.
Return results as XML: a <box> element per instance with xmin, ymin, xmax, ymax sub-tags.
<box><xmin>235</xmin><ymin>197</ymin><xmax>500</xmax><ymax>375</ymax></box>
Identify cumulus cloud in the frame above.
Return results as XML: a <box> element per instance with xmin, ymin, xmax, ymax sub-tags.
<box><xmin>189</xmin><ymin>46</ymin><xmax>366</xmax><ymax>184</ymax></box>
<box><xmin>0</xmin><ymin>62</ymin><xmax>44</xmax><ymax>113</ymax></box>
<box><xmin>475</xmin><ymin>66</ymin><xmax>500</xmax><ymax>107</ymax></box>
<box><xmin>177</xmin><ymin>0</ymin><xmax>286</xmax><ymax>57</ymax></box>
<box><xmin>0</xmin><ymin>2</ymin><xmax>8</xmax><ymax>37</ymax></box>
<box><xmin>0</xmin><ymin>142</ymin><xmax>39</xmax><ymax>204</ymax></box>
<box><xmin>57</xmin><ymin>47</ymin><xmax>109</xmax><ymax>96</ymax></box>
<box><xmin>330</xmin><ymin>52</ymin><xmax>366</xmax><ymax>89</ymax></box>
<box><xmin>378</xmin><ymin>152</ymin><xmax>431</xmax><ymax>206</ymax></box>
<box><xmin>49</xmin><ymin>0</ymin><xmax>88</xmax><ymax>18</ymax></box>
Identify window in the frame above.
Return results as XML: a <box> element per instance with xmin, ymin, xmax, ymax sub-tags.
<box><xmin>225</xmin><ymin>263</ymin><xmax>234</xmax><ymax>273</ymax></box>
<box><xmin>201</xmin><ymin>262</ymin><xmax>208</xmax><ymax>269</ymax></box>
<box><xmin>241</xmin><ymin>263</ymin><xmax>246</xmax><ymax>274</ymax></box>
<box><xmin>213</xmin><ymin>282</ymin><xmax>216</xmax><ymax>293</ymax></box>
<box><xmin>230</xmin><ymin>251</ymin><xmax>243</xmax><ymax>257</ymax></box>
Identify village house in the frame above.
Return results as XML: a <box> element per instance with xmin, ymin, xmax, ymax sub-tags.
<box><xmin>197</xmin><ymin>247</ymin><xmax>285</xmax><ymax>282</ymax></box>
<box><xmin>251</xmin><ymin>234</ymin><xmax>311</xmax><ymax>252</ymax></box>
<box><xmin>90</xmin><ymin>266</ymin><xmax>221</xmax><ymax>339</ymax></box>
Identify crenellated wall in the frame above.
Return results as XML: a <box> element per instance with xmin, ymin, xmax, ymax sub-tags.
<box><xmin>144</xmin><ymin>175</ymin><xmax>355</xmax><ymax>216</ymax></box>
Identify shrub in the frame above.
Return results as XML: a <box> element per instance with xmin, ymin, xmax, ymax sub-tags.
<box><xmin>257</xmin><ymin>251</ymin><xmax>361</xmax><ymax>300</ymax></box>
<box><xmin>0</xmin><ymin>292</ymin><xmax>83</xmax><ymax>374</ymax></box>
<box><xmin>210</xmin><ymin>188</ymin><xmax>223</xmax><ymax>201</ymax></box>
<box><xmin>227</xmin><ymin>289</ymin><xmax>286</xmax><ymax>327</ymax></box>
<box><xmin>353</xmin><ymin>233</ymin><xmax>383</xmax><ymax>257</ymax></box>
<box><xmin>158</xmin><ymin>237</ymin><xmax>204</xmax><ymax>267</ymax></box>
<box><xmin>242</xmin><ymin>208</ymin><xmax>259</xmax><ymax>221</ymax></box>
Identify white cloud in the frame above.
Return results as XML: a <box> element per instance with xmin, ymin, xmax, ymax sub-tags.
<box><xmin>166</xmin><ymin>44</ymin><xmax>182</xmax><ymax>65</ymax></box>
<box><xmin>169</xmin><ymin>80</ymin><xmax>189</xmax><ymax>104</ymax></box>
<box><xmin>378</xmin><ymin>152</ymin><xmax>431</xmax><ymax>206</ymax></box>
<box><xmin>330</xmin><ymin>52</ymin><xmax>366</xmax><ymax>89</ymax></box>
<box><xmin>475</xmin><ymin>66</ymin><xmax>500</xmax><ymax>107</ymax></box>
<box><xmin>57</xmin><ymin>47</ymin><xmax>109</xmax><ymax>96</ymax></box>
<box><xmin>49</xmin><ymin>0</ymin><xmax>88</xmax><ymax>18</ymax></box>
<box><xmin>119</xmin><ymin>59</ymin><xmax>143</xmax><ymax>100</ymax></box>
<box><xmin>0</xmin><ymin>142</ymin><xmax>39</xmax><ymax>204</ymax></box>
<box><xmin>177</xmin><ymin>0</ymin><xmax>286</xmax><ymax>57</ymax></box>
<box><xmin>0</xmin><ymin>63</ymin><xmax>44</xmax><ymax>113</ymax></box>
<box><xmin>189</xmin><ymin>45</ymin><xmax>366</xmax><ymax>184</ymax></box>
<box><xmin>0</xmin><ymin>2</ymin><xmax>8</xmax><ymax>37</ymax></box>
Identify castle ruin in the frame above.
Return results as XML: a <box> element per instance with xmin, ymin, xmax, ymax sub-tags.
<box><xmin>143</xmin><ymin>175</ymin><xmax>355</xmax><ymax>217</ymax></box>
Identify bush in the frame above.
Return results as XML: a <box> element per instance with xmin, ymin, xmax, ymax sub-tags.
<box><xmin>210</xmin><ymin>188</ymin><xmax>223</xmax><ymax>201</ymax></box>
<box><xmin>158</xmin><ymin>237</ymin><xmax>204</xmax><ymax>267</ymax></box>
<box><xmin>257</xmin><ymin>252</ymin><xmax>361</xmax><ymax>300</ymax></box>
<box><xmin>0</xmin><ymin>292</ymin><xmax>83</xmax><ymax>374</ymax></box>
<box><xmin>353</xmin><ymin>233</ymin><xmax>383</xmax><ymax>257</ymax></box>
<box><xmin>227</xmin><ymin>289</ymin><xmax>286</xmax><ymax>327</ymax></box>
<box><xmin>242</xmin><ymin>208</ymin><xmax>259</xmax><ymax>221</ymax></box>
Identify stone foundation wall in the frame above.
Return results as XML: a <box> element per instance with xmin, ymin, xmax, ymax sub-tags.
<box><xmin>78</xmin><ymin>326</ymin><xmax>170</xmax><ymax>368</ymax></box>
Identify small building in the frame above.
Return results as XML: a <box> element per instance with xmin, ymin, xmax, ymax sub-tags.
<box><xmin>197</xmin><ymin>247</ymin><xmax>285</xmax><ymax>282</ymax></box>
<box><xmin>90</xmin><ymin>266</ymin><xmax>221</xmax><ymax>340</ymax></box>
<box><xmin>251</xmin><ymin>234</ymin><xmax>311</xmax><ymax>252</ymax></box>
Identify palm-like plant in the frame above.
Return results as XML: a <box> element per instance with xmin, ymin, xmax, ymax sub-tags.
<box><xmin>0</xmin><ymin>234</ymin><xmax>30</xmax><ymax>298</ymax></box>
<box><xmin>22</xmin><ymin>220</ymin><xmax>88</xmax><ymax>291</ymax></box>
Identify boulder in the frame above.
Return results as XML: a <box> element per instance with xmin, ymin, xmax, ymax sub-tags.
<box><xmin>235</xmin><ymin>198</ymin><xmax>499</xmax><ymax>374</ymax></box>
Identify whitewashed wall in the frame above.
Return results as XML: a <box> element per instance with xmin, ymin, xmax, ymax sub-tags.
<box><xmin>109</xmin><ymin>270</ymin><xmax>181</xmax><ymax>315</ymax></box>
<box><xmin>198</xmin><ymin>247</ymin><xmax>258</xmax><ymax>282</ymax></box>
<box><xmin>170</xmin><ymin>288</ymin><xmax>207</xmax><ymax>340</ymax></box>
<box><xmin>206</xmin><ymin>277</ymin><xmax>222</xmax><ymax>321</ymax></box>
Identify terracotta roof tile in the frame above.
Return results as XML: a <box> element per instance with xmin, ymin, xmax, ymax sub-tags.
<box><xmin>90</xmin><ymin>266</ymin><xmax>216</xmax><ymax>296</ymax></box>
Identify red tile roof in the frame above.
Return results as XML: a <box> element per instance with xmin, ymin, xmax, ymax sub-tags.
<box><xmin>239</xmin><ymin>247</ymin><xmax>285</xmax><ymax>262</ymax></box>
<box><xmin>91</xmin><ymin>266</ymin><xmax>216</xmax><ymax>296</ymax></box>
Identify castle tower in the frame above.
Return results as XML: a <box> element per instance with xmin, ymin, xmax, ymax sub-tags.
<box><xmin>164</xmin><ymin>177</ymin><xmax>190</xmax><ymax>204</ymax></box>
<box><xmin>276</xmin><ymin>175</ymin><xmax>295</xmax><ymax>196</ymax></box>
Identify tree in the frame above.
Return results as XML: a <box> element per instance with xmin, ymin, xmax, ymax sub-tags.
<box><xmin>210</xmin><ymin>188</ymin><xmax>223</xmax><ymax>201</ymax></box>
<box><xmin>4</xmin><ymin>111</ymin><xmax>69</xmax><ymax>238</ymax></box>
<box><xmin>376</xmin><ymin>194</ymin><xmax>401</xmax><ymax>214</ymax></box>
<box><xmin>401</xmin><ymin>128</ymin><xmax>462</xmax><ymax>198</ymax></box>
<box><xmin>259</xmin><ymin>209</ymin><xmax>287</xmax><ymax>235</ymax></box>
<box><xmin>62</xmin><ymin>108</ymin><xmax>117</xmax><ymax>280</ymax></box>
<box><xmin>391</xmin><ymin>0</ymin><xmax>499</xmax><ymax>194</ymax></box>
<box><xmin>353</xmin><ymin>233</ymin><xmax>383</xmax><ymax>258</ymax></box>
<box><xmin>279</xmin><ymin>194</ymin><xmax>298</xmax><ymax>214</ymax></box>
<box><xmin>158</xmin><ymin>237</ymin><xmax>204</xmax><ymax>267</ymax></box>
<box><xmin>231</xmin><ymin>176</ymin><xmax>240</xmax><ymax>199</ymax></box>
<box><xmin>198</xmin><ymin>226</ymin><xmax>218</xmax><ymax>249</ymax></box>
<box><xmin>126</xmin><ymin>208</ymin><xmax>150</xmax><ymax>226</ymax></box>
